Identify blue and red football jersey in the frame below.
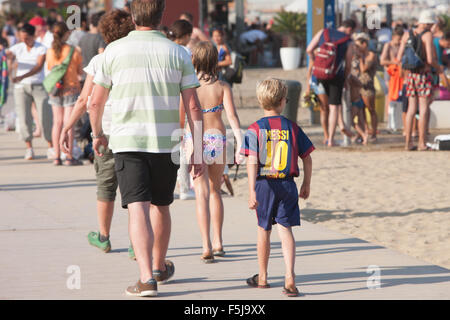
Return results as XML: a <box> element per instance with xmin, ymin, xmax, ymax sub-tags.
<box><xmin>240</xmin><ymin>115</ymin><xmax>315</xmax><ymax>179</ymax></box>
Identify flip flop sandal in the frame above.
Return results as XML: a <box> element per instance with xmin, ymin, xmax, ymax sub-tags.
<box><xmin>201</xmin><ymin>253</ymin><xmax>215</xmax><ymax>264</ymax></box>
<box><xmin>65</xmin><ymin>158</ymin><xmax>83</xmax><ymax>166</ymax></box>
<box><xmin>53</xmin><ymin>158</ymin><xmax>62</xmax><ymax>166</ymax></box>
<box><xmin>406</xmin><ymin>146</ymin><xmax>417</xmax><ymax>151</ymax></box>
<box><xmin>283</xmin><ymin>286</ymin><xmax>299</xmax><ymax>297</ymax></box>
<box><xmin>418</xmin><ymin>146</ymin><xmax>433</xmax><ymax>151</ymax></box>
<box><xmin>246</xmin><ymin>274</ymin><xmax>270</xmax><ymax>289</ymax></box>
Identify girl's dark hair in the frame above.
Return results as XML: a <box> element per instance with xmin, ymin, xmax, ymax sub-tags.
<box><xmin>90</xmin><ymin>11</ymin><xmax>105</xmax><ymax>27</ymax></box>
<box><xmin>393</xmin><ymin>25</ymin><xmax>404</xmax><ymax>37</ymax></box>
<box><xmin>51</xmin><ymin>22</ymin><xmax>69</xmax><ymax>59</ymax></box>
<box><xmin>98</xmin><ymin>9</ymin><xmax>134</xmax><ymax>44</ymax></box>
<box><xmin>211</xmin><ymin>27</ymin><xmax>224</xmax><ymax>36</ymax></box>
<box><xmin>192</xmin><ymin>41</ymin><xmax>218</xmax><ymax>82</ymax></box>
<box><xmin>168</xmin><ymin>19</ymin><xmax>193</xmax><ymax>41</ymax></box>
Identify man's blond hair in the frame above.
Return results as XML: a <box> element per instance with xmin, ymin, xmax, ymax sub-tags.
<box><xmin>256</xmin><ymin>78</ymin><xmax>287</xmax><ymax>110</ymax></box>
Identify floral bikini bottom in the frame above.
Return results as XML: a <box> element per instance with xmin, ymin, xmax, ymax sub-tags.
<box><xmin>183</xmin><ymin>132</ymin><xmax>227</xmax><ymax>164</ymax></box>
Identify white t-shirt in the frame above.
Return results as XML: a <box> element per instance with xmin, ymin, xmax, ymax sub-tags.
<box><xmin>181</xmin><ymin>45</ymin><xmax>192</xmax><ymax>57</ymax></box>
<box><xmin>8</xmin><ymin>41</ymin><xmax>47</xmax><ymax>87</ymax></box>
<box><xmin>36</xmin><ymin>31</ymin><xmax>54</xmax><ymax>49</ymax></box>
<box><xmin>84</xmin><ymin>53</ymin><xmax>112</xmax><ymax>135</ymax></box>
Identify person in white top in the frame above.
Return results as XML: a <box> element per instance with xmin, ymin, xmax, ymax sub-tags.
<box><xmin>60</xmin><ymin>9</ymin><xmax>135</xmax><ymax>259</ymax></box>
<box><xmin>6</xmin><ymin>23</ymin><xmax>53</xmax><ymax>160</ymax></box>
<box><xmin>29</xmin><ymin>16</ymin><xmax>54</xmax><ymax>49</ymax></box>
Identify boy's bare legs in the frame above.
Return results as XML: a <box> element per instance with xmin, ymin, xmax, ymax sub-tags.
<box><xmin>193</xmin><ymin>169</ymin><xmax>213</xmax><ymax>256</ymax></box>
<box><xmin>208</xmin><ymin>163</ymin><xmax>225</xmax><ymax>252</ymax></box>
<box><xmin>277</xmin><ymin>224</ymin><xmax>297</xmax><ymax>291</ymax></box>
<box><xmin>317</xmin><ymin>94</ymin><xmax>329</xmax><ymax>145</ymax></box>
<box><xmin>351</xmin><ymin>107</ymin><xmax>368</xmax><ymax>145</ymax></box>
<box><xmin>150</xmin><ymin>204</ymin><xmax>171</xmax><ymax>271</ymax></box>
<box><xmin>257</xmin><ymin>226</ymin><xmax>271</xmax><ymax>286</ymax></box>
<box><xmin>97</xmin><ymin>200</ymin><xmax>114</xmax><ymax>238</ymax></box>
<box><xmin>128</xmin><ymin>201</ymin><xmax>154</xmax><ymax>283</ymax></box>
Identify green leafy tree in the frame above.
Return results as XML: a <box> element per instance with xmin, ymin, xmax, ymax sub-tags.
<box><xmin>271</xmin><ymin>10</ymin><xmax>307</xmax><ymax>47</ymax></box>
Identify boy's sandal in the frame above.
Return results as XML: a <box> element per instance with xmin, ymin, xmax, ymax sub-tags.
<box><xmin>246</xmin><ymin>274</ymin><xmax>270</xmax><ymax>289</ymax></box>
<box><xmin>283</xmin><ymin>286</ymin><xmax>300</xmax><ymax>297</ymax></box>
<box><xmin>53</xmin><ymin>158</ymin><xmax>62</xmax><ymax>166</ymax></box>
<box><xmin>201</xmin><ymin>253</ymin><xmax>215</xmax><ymax>264</ymax></box>
<box><xmin>64</xmin><ymin>158</ymin><xmax>83</xmax><ymax>166</ymax></box>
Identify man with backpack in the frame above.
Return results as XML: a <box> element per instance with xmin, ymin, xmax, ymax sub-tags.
<box><xmin>306</xmin><ymin>19</ymin><xmax>356</xmax><ymax>147</ymax></box>
<box><xmin>397</xmin><ymin>10</ymin><xmax>443</xmax><ymax>151</ymax></box>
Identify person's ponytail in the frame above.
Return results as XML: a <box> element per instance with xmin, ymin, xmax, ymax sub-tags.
<box><xmin>52</xmin><ymin>22</ymin><xmax>69</xmax><ymax>59</ymax></box>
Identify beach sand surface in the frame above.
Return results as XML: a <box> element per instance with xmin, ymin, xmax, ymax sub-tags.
<box><xmin>226</xmin><ymin>68</ymin><xmax>450</xmax><ymax>270</ymax></box>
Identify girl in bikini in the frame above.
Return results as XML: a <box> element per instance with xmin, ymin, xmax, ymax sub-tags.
<box><xmin>181</xmin><ymin>41</ymin><xmax>243</xmax><ymax>263</ymax></box>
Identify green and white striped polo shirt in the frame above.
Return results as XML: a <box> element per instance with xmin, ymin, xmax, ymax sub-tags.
<box><xmin>94</xmin><ymin>30</ymin><xmax>200</xmax><ymax>153</ymax></box>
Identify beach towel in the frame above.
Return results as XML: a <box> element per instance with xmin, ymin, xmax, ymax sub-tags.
<box><xmin>387</xmin><ymin>64</ymin><xmax>403</xmax><ymax>102</ymax></box>
<box><xmin>0</xmin><ymin>49</ymin><xmax>9</xmax><ymax>109</ymax></box>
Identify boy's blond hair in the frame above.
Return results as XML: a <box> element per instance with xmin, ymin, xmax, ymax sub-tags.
<box><xmin>256</xmin><ymin>78</ymin><xmax>287</xmax><ymax>110</ymax></box>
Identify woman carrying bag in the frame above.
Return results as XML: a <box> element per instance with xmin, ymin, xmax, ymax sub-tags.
<box><xmin>45</xmin><ymin>22</ymin><xmax>83</xmax><ymax>165</ymax></box>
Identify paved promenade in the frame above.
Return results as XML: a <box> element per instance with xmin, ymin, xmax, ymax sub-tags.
<box><xmin>0</xmin><ymin>131</ymin><xmax>449</xmax><ymax>300</ymax></box>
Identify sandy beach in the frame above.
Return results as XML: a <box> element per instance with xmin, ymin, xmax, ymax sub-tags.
<box><xmin>228</xmin><ymin>68</ymin><xmax>450</xmax><ymax>270</ymax></box>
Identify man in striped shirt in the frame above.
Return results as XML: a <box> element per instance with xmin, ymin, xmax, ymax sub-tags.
<box><xmin>89</xmin><ymin>0</ymin><xmax>204</xmax><ymax>297</ymax></box>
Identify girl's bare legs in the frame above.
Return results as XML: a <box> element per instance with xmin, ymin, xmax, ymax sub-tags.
<box><xmin>193</xmin><ymin>167</ymin><xmax>212</xmax><ymax>256</ymax></box>
<box><xmin>51</xmin><ymin>105</ymin><xmax>64</xmax><ymax>162</ymax></box>
<box><xmin>417</xmin><ymin>96</ymin><xmax>429</xmax><ymax>150</ymax></box>
<box><xmin>277</xmin><ymin>224</ymin><xmax>296</xmax><ymax>291</ymax></box>
<box><xmin>327</xmin><ymin>104</ymin><xmax>338</xmax><ymax>146</ymax></box>
<box><xmin>362</xmin><ymin>94</ymin><xmax>377</xmax><ymax>140</ymax></box>
<box><xmin>317</xmin><ymin>94</ymin><xmax>329</xmax><ymax>145</ymax></box>
<box><xmin>257</xmin><ymin>226</ymin><xmax>271</xmax><ymax>286</ymax></box>
<box><xmin>208</xmin><ymin>162</ymin><xmax>225</xmax><ymax>252</ymax></box>
<box><xmin>63</xmin><ymin>106</ymin><xmax>75</xmax><ymax>160</ymax></box>
<box><xmin>405</xmin><ymin>96</ymin><xmax>418</xmax><ymax>150</ymax></box>
<box><xmin>337</xmin><ymin>104</ymin><xmax>353</xmax><ymax>138</ymax></box>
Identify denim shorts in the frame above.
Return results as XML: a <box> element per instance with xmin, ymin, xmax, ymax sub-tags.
<box><xmin>49</xmin><ymin>94</ymin><xmax>79</xmax><ymax>107</ymax></box>
<box><xmin>310</xmin><ymin>78</ymin><xmax>326</xmax><ymax>95</ymax></box>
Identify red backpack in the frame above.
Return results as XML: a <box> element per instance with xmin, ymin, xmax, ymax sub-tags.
<box><xmin>312</xmin><ymin>28</ymin><xmax>350</xmax><ymax>80</ymax></box>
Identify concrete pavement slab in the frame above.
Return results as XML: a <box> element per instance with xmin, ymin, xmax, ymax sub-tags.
<box><xmin>0</xmin><ymin>131</ymin><xmax>449</xmax><ymax>300</ymax></box>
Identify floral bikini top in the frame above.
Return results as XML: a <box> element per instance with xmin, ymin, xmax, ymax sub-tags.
<box><xmin>202</xmin><ymin>103</ymin><xmax>224</xmax><ymax>113</ymax></box>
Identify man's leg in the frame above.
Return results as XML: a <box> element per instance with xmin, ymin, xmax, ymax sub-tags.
<box><xmin>150</xmin><ymin>204</ymin><xmax>171</xmax><ymax>272</ymax></box>
<box><xmin>97</xmin><ymin>200</ymin><xmax>114</xmax><ymax>238</ymax></box>
<box><xmin>128</xmin><ymin>201</ymin><xmax>154</xmax><ymax>283</ymax></box>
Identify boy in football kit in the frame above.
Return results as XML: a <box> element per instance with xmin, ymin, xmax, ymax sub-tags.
<box><xmin>240</xmin><ymin>78</ymin><xmax>314</xmax><ymax>297</ymax></box>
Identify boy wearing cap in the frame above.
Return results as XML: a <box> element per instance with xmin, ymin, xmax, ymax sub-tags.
<box><xmin>397</xmin><ymin>10</ymin><xmax>443</xmax><ymax>151</ymax></box>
